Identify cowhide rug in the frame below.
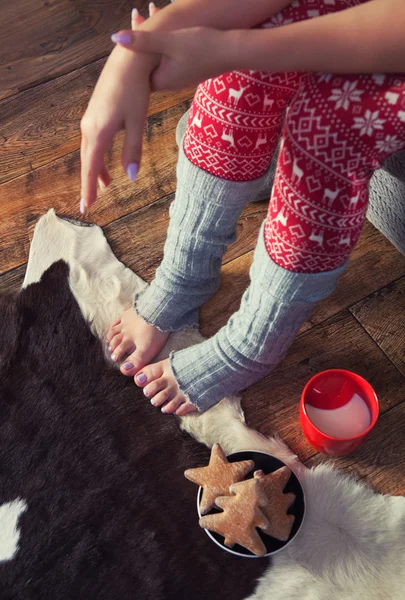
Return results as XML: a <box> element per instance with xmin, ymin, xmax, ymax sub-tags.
<box><xmin>0</xmin><ymin>209</ymin><xmax>403</xmax><ymax>599</ymax></box>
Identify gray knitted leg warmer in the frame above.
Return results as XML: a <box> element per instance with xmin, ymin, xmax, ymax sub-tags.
<box><xmin>367</xmin><ymin>150</ymin><xmax>405</xmax><ymax>256</ymax></box>
<box><xmin>134</xmin><ymin>122</ymin><xmax>271</xmax><ymax>331</ymax></box>
<box><xmin>170</xmin><ymin>224</ymin><xmax>346</xmax><ymax>412</ymax></box>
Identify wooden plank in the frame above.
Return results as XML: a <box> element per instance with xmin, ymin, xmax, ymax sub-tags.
<box><xmin>200</xmin><ymin>252</ymin><xmax>252</xmax><ymax>339</ymax></box>
<box><xmin>70</xmin><ymin>0</ymin><xmax>169</xmax><ymax>32</ymax></box>
<box><xmin>0</xmin><ymin>100</ymin><xmax>191</xmax><ymax>276</ymax></box>
<box><xmin>305</xmin><ymin>401</ymin><xmax>405</xmax><ymax>496</ymax></box>
<box><xmin>0</xmin><ymin>0</ymin><xmax>169</xmax><ymax>100</ymax></box>
<box><xmin>104</xmin><ymin>195</ymin><xmax>172</xmax><ymax>282</ymax></box>
<box><xmin>239</xmin><ymin>311</ymin><xmax>405</xmax><ymax>464</ymax></box>
<box><xmin>0</xmin><ymin>265</ymin><xmax>26</xmax><ymax>296</ymax></box>
<box><xmin>350</xmin><ymin>276</ymin><xmax>405</xmax><ymax>375</ymax></box>
<box><xmin>304</xmin><ymin>221</ymin><xmax>405</xmax><ymax>331</ymax></box>
<box><xmin>0</xmin><ymin>196</ymin><xmax>264</xmax><ymax>306</ymax></box>
<box><xmin>3</xmin><ymin>196</ymin><xmax>397</xmax><ymax>336</ymax></box>
<box><xmin>0</xmin><ymin>54</ymin><xmax>194</xmax><ymax>185</ymax></box>
<box><xmin>200</xmin><ymin>222</ymin><xmax>405</xmax><ymax>340</ymax></box>
<box><xmin>223</xmin><ymin>200</ymin><xmax>268</xmax><ymax>264</ymax></box>
<box><xmin>104</xmin><ymin>196</ymin><xmax>266</xmax><ymax>282</ymax></box>
<box><xmin>1</xmin><ymin>0</ymin><xmax>99</xmax><ymax>100</ymax></box>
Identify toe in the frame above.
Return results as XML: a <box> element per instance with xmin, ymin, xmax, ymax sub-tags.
<box><xmin>107</xmin><ymin>324</ymin><xmax>121</xmax><ymax>342</ymax></box>
<box><xmin>151</xmin><ymin>387</ymin><xmax>173</xmax><ymax>408</ymax></box>
<box><xmin>121</xmin><ymin>347</ymin><xmax>157</xmax><ymax>376</ymax></box>
<box><xmin>134</xmin><ymin>361</ymin><xmax>165</xmax><ymax>386</ymax></box>
<box><xmin>120</xmin><ymin>348</ymin><xmax>148</xmax><ymax>376</ymax></box>
<box><xmin>161</xmin><ymin>394</ymin><xmax>186</xmax><ymax>415</ymax></box>
<box><xmin>113</xmin><ymin>339</ymin><xmax>135</xmax><ymax>363</ymax></box>
<box><xmin>175</xmin><ymin>402</ymin><xmax>199</xmax><ymax>417</ymax></box>
<box><xmin>109</xmin><ymin>334</ymin><xmax>123</xmax><ymax>354</ymax></box>
<box><xmin>143</xmin><ymin>377</ymin><xmax>167</xmax><ymax>398</ymax></box>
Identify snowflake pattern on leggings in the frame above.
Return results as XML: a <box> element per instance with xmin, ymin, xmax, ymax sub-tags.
<box><xmin>183</xmin><ymin>0</ymin><xmax>405</xmax><ymax>272</ymax></box>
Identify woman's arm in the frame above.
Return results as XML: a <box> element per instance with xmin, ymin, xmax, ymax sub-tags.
<box><xmin>80</xmin><ymin>0</ymin><xmax>294</xmax><ymax>209</ymax></box>
<box><xmin>114</xmin><ymin>0</ymin><xmax>404</xmax><ymax>95</ymax></box>
<box><xmin>232</xmin><ymin>0</ymin><xmax>405</xmax><ymax>73</ymax></box>
<box><xmin>133</xmin><ymin>0</ymin><xmax>294</xmax><ymax>72</ymax></box>
<box><xmin>139</xmin><ymin>0</ymin><xmax>293</xmax><ymax>32</ymax></box>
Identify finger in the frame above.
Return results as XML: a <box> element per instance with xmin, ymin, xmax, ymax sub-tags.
<box><xmin>122</xmin><ymin>85</ymin><xmax>149</xmax><ymax>181</ymax></box>
<box><xmin>81</xmin><ymin>137</ymin><xmax>109</xmax><ymax>210</ymax></box>
<box><xmin>122</xmin><ymin>119</ymin><xmax>142</xmax><ymax>183</ymax></box>
<box><xmin>98</xmin><ymin>163</ymin><xmax>111</xmax><ymax>191</ymax></box>
<box><xmin>131</xmin><ymin>8</ymin><xmax>144</xmax><ymax>30</ymax></box>
<box><xmin>111</xmin><ymin>30</ymin><xmax>169</xmax><ymax>55</ymax></box>
<box><xmin>149</xmin><ymin>2</ymin><xmax>159</xmax><ymax>17</ymax></box>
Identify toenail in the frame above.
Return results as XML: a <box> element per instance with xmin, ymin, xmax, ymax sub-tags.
<box><xmin>143</xmin><ymin>388</ymin><xmax>149</xmax><ymax>397</ymax></box>
<box><xmin>123</xmin><ymin>362</ymin><xmax>134</xmax><ymax>370</ymax></box>
<box><xmin>108</xmin><ymin>345</ymin><xmax>112</xmax><ymax>352</ymax></box>
<box><xmin>137</xmin><ymin>373</ymin><xmax>147</xmax><ymax>384</ymax></box>
<box><xmin>161</xmin><ymin>408</ymin><xmax>166</xmax><ymax>414</ymax></box>
<box><xmin>111</xmin><ymin>354</ymin><xmax>117</xmax><ymax>361</ymax></box>
<box><xmin>150</xmin><ymin>399</ymin><xmax>155</xmax><ymax>406</ymax></box>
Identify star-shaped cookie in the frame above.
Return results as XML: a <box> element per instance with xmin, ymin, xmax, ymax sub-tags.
<box><xmin>254</xmin><ymin>467</ymin><xmax>296</xmax><ymax>541</ymax></box>
<box><xmin>184</xmin><ymin>443</ymin><xmax>254</xmax><ymax>515</ymax></box>
<box><xmin>199</xmin><ymin>477</ymin><xmax>270</xmax><ymax>556</ymax></box>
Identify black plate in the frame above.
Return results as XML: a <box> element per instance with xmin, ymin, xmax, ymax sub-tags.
<box><xmin>197</xmin><ymin>451</ymin><xmax>305</xmax><ymax>558</ymax></box>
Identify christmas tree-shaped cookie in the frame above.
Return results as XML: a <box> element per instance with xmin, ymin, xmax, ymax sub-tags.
<box><xmin>199</xmin><ymin>477</ymin><xmax>270</xmax><ymax>556</ymax></box>
<box><xmin>184</xmin><ymin>443</ymin><xmax>254</xmax><ymax>515</ymax></box>
<box><xmin>254</xmin><ymin>467</ymin><xmax>296</xmax><ymax>541</ymax></box>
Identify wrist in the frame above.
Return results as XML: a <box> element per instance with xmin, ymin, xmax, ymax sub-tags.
<box><xmin>132</xmin><ymin>50</ymin><xmax>160</xmax><ymax>74</ymax></box>
<box><xmin>223</xmin><ymin>29</ymin><xmax>248</xmax><ymax>72</ymax></box>
<box><xmin>110</xmin><ymin>43</ymin><xmax>158</xmax><ymax>77</ymax></box>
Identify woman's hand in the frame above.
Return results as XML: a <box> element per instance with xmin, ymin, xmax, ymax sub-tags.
<box><xmin>111</xmin><ymin>26</ymin><xmax>235</xmax><ymax>92</ymax></box>
<box><xmin>80</xmin><ymin>5</ymin><xmax>160</xmax><ymax>213</ymax></box>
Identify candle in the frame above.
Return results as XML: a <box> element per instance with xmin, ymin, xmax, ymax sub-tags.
<box><xmin>305</xmin><ymin>393</ymin><xmax>371</xmax><ymax>439</ymax></box>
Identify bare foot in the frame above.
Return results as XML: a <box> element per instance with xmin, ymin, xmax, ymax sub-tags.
<box><xmin>106</xmin><ymin>308</ymin><xmax>169</xmax><ymax>375</ymax></box>
<box><xmin>135</xmin><ymin>358</ymin><xmax>198</xmax><ymax>416</ymax></box>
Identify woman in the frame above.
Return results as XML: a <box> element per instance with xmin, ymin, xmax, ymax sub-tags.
<box><xmin>80</xmin><ymin>0</ymin><xmax>405</xmax><ymax>416</ymax></box>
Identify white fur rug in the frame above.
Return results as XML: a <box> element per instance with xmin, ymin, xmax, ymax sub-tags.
<box><xmin>24</xmin><ymin>210</ymin><xmax>405</xmax><ymax>600</ymax></box>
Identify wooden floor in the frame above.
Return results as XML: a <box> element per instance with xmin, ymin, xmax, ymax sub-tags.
<box><xmin>1</xmin><ymin>0</ymin><xmax>404</xmax><ymax>495</ymax></box>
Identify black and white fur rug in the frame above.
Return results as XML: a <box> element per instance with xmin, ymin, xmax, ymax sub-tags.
<box><xmin>0</xmin><ymin>209</ymin><xmax>403</xmax><ymax>599</ymax></box>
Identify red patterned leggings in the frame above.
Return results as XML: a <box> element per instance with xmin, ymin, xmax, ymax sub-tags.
<box><xmin>183</xmin><ymin>0</ymin><xmax>405</xmax><ymax>273</ymax></box>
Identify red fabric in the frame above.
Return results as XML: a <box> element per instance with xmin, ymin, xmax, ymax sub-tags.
<box><xmin>183</xmin><ymin>0</ymin><xmax>405</xmax><ymax>273</ymax></box>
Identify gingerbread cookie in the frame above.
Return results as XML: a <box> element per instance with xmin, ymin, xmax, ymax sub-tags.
<box><xmin>200</xmin><ymin>477</ymin><xmax>269</xmax><ymax>556</ymax></box>
<box><xmin>184</xmin><ymin>444</ymin><xmax>254</xmax><ymax>515</ymax></box>
<box><xmin>254</xmin><ymin>467</ymin><xmax>295</xmax><ymax>541</ymax></box>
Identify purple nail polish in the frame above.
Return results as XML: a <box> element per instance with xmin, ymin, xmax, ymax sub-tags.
<box><xmin>126</xmin><ymin>162</ymin><xmax>139</xmax><ymax>182</ymax></box>
<box><xmin>123</xmin><ymin>362</ymin><xmax>134</xmax><ymax>370</ymax></box>
<box><xmin>111</xmin><ymin>32</ymin><xmax>133</xmax><ymax>45</ymax></box>
<box><xmin>143</xmin><ymin>388</ymin><xmax>149</xmax><ymax>397</ymax></box>
<box><xmin>111</xmin><ymin>354</ymin><xmax>117</xmax><ymax>362</ymax></box>
<box><xmin>108</xmin><ymin>345</ymin><xmax>112</xmax><ymax>352</ymax></box>
<box><xmin>150</xmin><ymin>399</ymin><xmax>155</xmax><ymax>406</ymax></box>
<box><xmin>137</xmin><ymin>373</ymin><xmax>147</xmax><ymax>384</ymax></box>
<box><xmin>161</xmin><ymin>408</ymin><xmax>166</xmax><ymax>414</ymax></box>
